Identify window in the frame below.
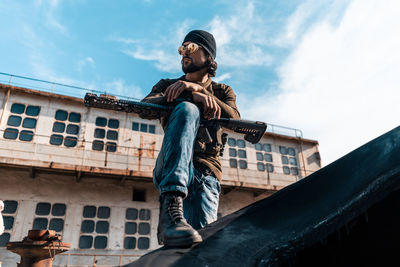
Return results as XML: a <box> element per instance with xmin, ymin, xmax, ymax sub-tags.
<box><xmin>227</xmin><ymin>137</ymin><xmax>247</xmax><ymax>169</ymax></box>
<box><xmin>79</xmin><ymin>205</ymin><xmax>111</xmax><ymax>249</ymax></box>
<box><xmin>92</xmin><ymin>117</ymin><xmax>119</xmax><ymax>152</ymax></box>
<box><xmin>0</xmin><ymin>200</ymin><xmax>18</xmax><ymax>247</ymax></box>
<box><xmin>124</xmin><ymin>208</ymin><xmax>151</xmax><ymax>250</ymax></box>
<box><xmin>255</xmin><ymin>142</ymin><xmax>271</xmax><ymax>152</ymax></box>
<box><xmin>255</xmin><ymin>142</ymin><xmax>274</xmax><ymax>173</ymax></box>
<box><xmin>132</xmin><ymin>188</ymin><xmax>146</xmax><ymax>202</ymax></box>
<box><xmin>50</xmin><ymin>110</ymin><xmax>81</xmax><ymax>147</ymax></box>
<box><xmin>280</xmin><ymin>145</ymin><xmax>299</xmax><ymax>175</ymax></box>
<box><xmin>32</xmin><ymin>202</ymin><xmax>66</xmax><ymax>234</ymax></box>
<box><xmin>4</xmin><ymin>103</ymin><xmax>40</xmax><ymax>141</ymax></box>
<box><xmin>132</xmin><ymin>122</ymin><xmax>156</xmax><ymax>134</ymax></box>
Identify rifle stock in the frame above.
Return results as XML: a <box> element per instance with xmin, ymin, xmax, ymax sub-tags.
<box><xmin>84</xmin><ymin>93</ymin><xmax>267</xmax><ymax>144</ymax></box>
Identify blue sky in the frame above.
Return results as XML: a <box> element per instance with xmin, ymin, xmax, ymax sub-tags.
<box><xmin>1</xmin><ymin>0</ymin><xmax>399</xmax><ymax>165</ymax></box>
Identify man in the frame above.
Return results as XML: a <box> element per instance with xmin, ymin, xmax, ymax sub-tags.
<box><xmin>141</xmin><ymin>30</ymin><xmax>240</xmax><ymax>247</ymax></box>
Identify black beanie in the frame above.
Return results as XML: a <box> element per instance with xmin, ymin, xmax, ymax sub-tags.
<box><xmin>183</xmin><ymin>30</ymin><xmax>216</xmax><ymax>59</ymax></box>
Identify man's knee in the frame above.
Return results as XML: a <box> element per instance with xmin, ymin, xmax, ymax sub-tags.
<box><xmin>173</xmin><ymin>101</ymin><xmax>200</xmax><ymax>120</ymax></box>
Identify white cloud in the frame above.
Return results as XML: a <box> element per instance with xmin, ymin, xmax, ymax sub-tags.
<box><xmin>104</xmin><ymin>79</ymin><xmax>144</xmax><ymax>100</ymax></box>
<box><xmin>114</xmin><ymin>20</ymin><xmax>193</xmax><ymax>73</ymax></box>
<box><xmin>244</xmin><ymin>0</ymin><xmax>400</xmax><ymax>165</ymax></box>
<box><xmin>213</xmin><ymin>73</ymin><xmax>231</xmax><ymax>83</ymax></box>
<box><xmin>77</xmin><ymin>57</ymin><xmax>95</xmax><ymax>72</ymax></box>
<box><xmin>123</xmin><ymin>48</ymin><xmax>181</xmax><ymax>73</ymax></box>
<box><xmin>208</xmin><ymin>2</ymin><xmax>273</xmax><ymax>67</ymax></box>
<box><xmin>35</xmin><ymin>0</ymin><xmax>67</xmax><ymax>34</ymax></box>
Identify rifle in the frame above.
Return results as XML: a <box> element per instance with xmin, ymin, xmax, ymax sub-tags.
<box><xmin>84</xmin><ymin>93</ymin><xmax>267</xmax><ymax>144</ymax></box>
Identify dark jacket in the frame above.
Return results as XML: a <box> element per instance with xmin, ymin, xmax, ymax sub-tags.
<box><xmin>141</xmin><ymin>75</ymin><xmax>240</xmax><ymax>180</ymax></box>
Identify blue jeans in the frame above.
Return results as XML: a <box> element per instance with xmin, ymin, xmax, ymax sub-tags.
<box><xmin>153</xmin><ymin>102</ymin><xmax>221</xmax><ymax>229</ymax></box>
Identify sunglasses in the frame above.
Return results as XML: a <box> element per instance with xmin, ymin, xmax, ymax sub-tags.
<box><xmin>178</xmin><ymin>43</ymin><xmax>202</xmax><ymax>55</ymax></box>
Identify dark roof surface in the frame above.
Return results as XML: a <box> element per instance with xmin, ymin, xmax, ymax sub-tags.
<box><xmin>126</xmin><ymin>126</ymin><xmax>400</xmax><ymax>267</ymax></box>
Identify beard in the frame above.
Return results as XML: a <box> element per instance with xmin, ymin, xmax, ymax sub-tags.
<box><xmin>181</xmin><ymin>59</ymin><xmax>207</xmax><ymax>74</ymax></box>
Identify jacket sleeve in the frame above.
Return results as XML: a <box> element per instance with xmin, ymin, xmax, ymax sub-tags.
<box><xmin>139</xmin><ymin>79</ymin><xmax>171</xmax><ymax>120</ymax></box>
<box><xmin>141</xmin><ymin>79</ymin><xmax>169</xmax><ymax>105</ymax></box>
<box><xmin>201</xmin><ymin>85</ymin><xmax>241</xmax><ymax>119</ymax></box>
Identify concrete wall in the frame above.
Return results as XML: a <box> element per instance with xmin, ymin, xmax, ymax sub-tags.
<box><xmin>0</xmin><ymin>167</ymin><xmax>264</xmax><ymax>266</ymax></box>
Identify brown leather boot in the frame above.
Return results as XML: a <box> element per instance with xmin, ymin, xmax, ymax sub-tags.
<box><xmin>157</xmin><ymin>193</ymin><xmax>202</xmax><ymax>247</ymax></box>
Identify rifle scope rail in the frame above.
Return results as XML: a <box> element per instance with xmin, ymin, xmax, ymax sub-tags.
<box><xmin>84</xmin><ymin>93</ymin><xmax>267</xmax><ymax>144</ymax></box>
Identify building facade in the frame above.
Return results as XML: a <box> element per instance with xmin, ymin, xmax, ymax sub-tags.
<box><xmin>0</xmin><ymin>82</ymin><xmax>321</xmax><ymax>266</ymax></box>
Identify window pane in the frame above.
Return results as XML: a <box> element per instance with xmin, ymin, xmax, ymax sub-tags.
<box><xmin>140</xmin><ymin>124</ymin><xmax>148</xmax><ymax>132</ymax></box>
<box><xmin>26</xmin><ymin>106</ymin><xmax>40</xmax><ymax>116</ymax></box>
<box><xmin>50</xmin><ymin>134</ymin><xmax>63</xmax><ymax>145</ymax></box>
<box><xmin>255</xmin><ymin>143</ymin><xmax>262</xmax><ymax>150</ymax></box>
<box><xmin>229</xmin><ymin>148</ymin><xmax>237</xmax><ymax>157</ymax></box>
<box><xmin>288</xmin><ymin>147</ymin><xmax>296</xmax><ymax>156</ymax></box>
<box><xmin>64</xmin><ymin>136</ymin><xmax>77</xmax><ymax>147</ymax></box>
<box><xmin>126</xmin><ymin>208</ymin><xmax>138</xmax><ymax>220</ymax></box>
<box><xmin>83</xmin><ymin>206</ymin><xmax>96</xmax><ymax>218</ymax></box>
<box><xmin>94</xmin><ymin>128</ymin><xmax>105</xmax><ymax>138</ymax></box>
<box><xmin>4</xmin><ymin>200</ymin><xmax>18</xmax><ymax>214</ymax></box>
<box><xmin>239</xmin><ymin>160</ymin><xmax>247</xmax><ymax>169</ymax></box>
<box><xmin>7</xmin><ymin>115</ymin><xmax>21</xmax><ymax>126</ymax></box>
<box><xmin>148</xmin><ymin>125</ymin><xmax>155</xmax><ymax>134</ymax></box>
<box><xmin>106</xmin><ymin>142</ymin><xmax>117</xmax><ymax>152</ymax></box>
<box><xmin>228</xmin><ymin>138</ymin><xmax>236</xmax><ymax>147</ymax></box>
<box><xmin>4</xmin><ymin>128</ymin><xmax>18</xmax><ymax>139</ymax></box>
<box><xmin>69</xmin><ymin>112</ymin><xmax>81</xmax><ymax>123</ymax></box>
<box><xmin>139</xmin><ymin>209</ymin><xmax>151</xmax><ymax>220</ymax></box>
<box><xmin>106</xmin><ymin>130</ymin><xmax>118</xmax><ymax>140</ymax></box>
<box><xmin>94</xmin><ymin>236</ymin><xmax>107</xmax><ymax>249</ymax></box>
<box><xmin>4</xmin><ymin>216</ymin><xmax>14</xmax><ymax>230</ymax></box>
<box><xmin>237</xmin><ymin>139</ymin><xmax>246</xmax><ymax>148</ymax></box>
<box><xmin>291</xmin><ymin>167</ymin><xmax>299</xmax><ymax>175</ymax></box>
<box><xmin>125</xmin><ymin>222</ymin><xmax>137</xmax><ymax>234</ymax></box>
<box><xmin>66</xmin><ymin>124</ymin><xmax>79</xmax><ymax>135</ymax></box>
<box><xmin>289</xmin><ymin>157</ymin><xmax>297</xmax><ymax>165</ymax></box>
<box><xmin>283</xmin><ymin>166</ymin><xmax>290</xmax><ymax>175</ymax></box>
<box><xmin>124</xmin><ymin>237</ymin><xmax>136</xmax><ymax>249</ymax></box>
<box><xmin>52</xmin><ymin>203</ymin><xmax>66</xmax><ymax>216</ymax></box>
<box><xmin>95</xmin><ymin>117</ymin><xmax>107</xmax><ymax>127</ymax></box>
<box><xmin>257</xmin><ymin>162</ymin><xmax>265</xmax><ymax>172</ymax></box>
<box><xmin>55</xmin><ymin>110</ymin><xmax>68</xmax><ymax>121</ymax></box>
<box><xmin>79</xmin><ymin>235</ymin><xmax>93</xmax><ymax>249</ymax></box>
<box><xmin>96</xmin><ymin>221</ymin><xmax>109</xmax><ymax>233</ymax></box>
<box><xmin>264</xmin><ymin>153</ymin><xmax>273</xmax><ymax>162</ymax></box>
<box><xmin>97</xmin><ymin>206</ymin><xmax>110</xmax><ymax>218</ymax></box>
<box><xmin>49</xmin><ymin>218</ymin><xmax>64</xmax><ymax>232</ymax></box>
<box><xmin>52</xmin><ymin>122</ymin><xmax>65</xmax><ymax>133</ymax></box>
<box><xmin>22</xmin><ymin>118</ymin><xmax>37</xmax><ymax>129</ymax></box>
<box><xmin>92</xmin><ymin>140</ymin><xmax>104</xmax><ymax>151</ymax></box>
<box><xmin>81</xmin><ymin>220</ymin><xmax>95</xmax><ymax>233</ymax></box>
<box><xmin>132</xmin><ymin>122</ymin><xmax>139</xmax><ymax>131</ymax></box>
<box><xmin>138</xmin><ymin>237</ymin><xmax>150</xmax><ymax>249</ymax></box>
<box><xmin>279</xmin><ymin>146</ymin><xmax>288</xmax><ymax>155</ymax></box>
<box><xmin>11</xmin><ymin>103</ymin><xmax>25</xmax><ymax>114</ymax></box>
<box><xmin>229</xmin><ymin>159</ymin><xmax>237</xmax><ymax>168</ymax></box>
<box><xmin>238</xmin><ymin>149</ymin><xmax>247</xmax><ymax>158</ymax></box>
<box><xmin>138</xmin><ymin>223</ymin><xmax>150</xmax><ymax>235</ymax></box>
<box><xmin>263</xmin><ymin>144</ymin><xmax>272</xmax><ymax>152</ymax></box>
<box><xmin>108</xmin><ymin>119</ymin><xmax>119</xmax><ymax>129</ymax></box>
<box><xmin>33</xmin><ymin>218</ymin><xmax>48</xmax><ymax>230</ymax></box>
<box><xmin>266</xmin><ymin>164</ymin><xmax>274</xmax><ymax>173</ymax></box>
<box><xmin>0</xmin><ymin>233</ymin><xmax>10</xmax><ymax>247</ymax></box>
<box><xmin>19</xmin><ymin>130</ymin><xmax>34</xmax><ymax>141</ymax></box>
<box><xmin>36</xmin><ymin>202</ymin><xmax>51</xmax><ymax>215</ymax></box>
<box><xmin>256</xmin><ymin>152</ymin><xmax>263</xmax><ymax>161</ymax></box>
<box><xmin>281</xmin><ymin>156</ymin><xmax>289</xmax><ymax>164</ymax></box>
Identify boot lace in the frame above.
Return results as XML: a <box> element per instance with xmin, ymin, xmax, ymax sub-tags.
<box><xmin>167</xmin><ymin>197</ymin><xmax>184</xmax><ymax>222</ymax></box>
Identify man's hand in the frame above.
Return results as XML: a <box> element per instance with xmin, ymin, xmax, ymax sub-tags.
<box><xmin>192</xmin><ymin>92</ymin><xmax>221</xmax><ymax>120</ymax></box>
<box><xmin>164</xmin><ymin>80</ymin><xmax>203</xmax><ymax>102</ymax></box>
